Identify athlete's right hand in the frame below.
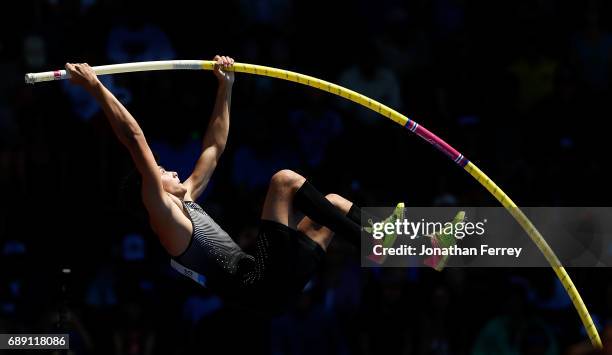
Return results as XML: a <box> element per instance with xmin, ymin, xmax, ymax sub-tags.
<box><xmin>65</xmin><ymin>63</ymin><xmax>100</xmax><ymax>90</ymax></box>
<box><xmin>213</xmin><ymin>55</ymin><xmax>235</xmax><ymax>85</ymax></box>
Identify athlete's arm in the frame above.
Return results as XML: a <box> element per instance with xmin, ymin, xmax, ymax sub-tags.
<box><xmin>65</xmin><ymin>63</ymin><xmax>182</xmax><ymax>233</ymax></box>
<box><xmin>184</xmin><ymin>55</ymin><xmax>234</xmax><ymax>201</ymax></box>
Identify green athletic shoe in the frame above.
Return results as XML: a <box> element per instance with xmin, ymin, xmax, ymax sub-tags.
<box><xmin>423</xmin><ymin>210</ymin><xmax>465</xmax><ymax>271</ymax></box>
<box><xmin>366</xmin><ymin>202</ymin><xmax>405</xmax><ymax>264</ymax></box>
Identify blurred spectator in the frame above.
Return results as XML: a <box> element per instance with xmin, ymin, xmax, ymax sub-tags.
<box><xmin>113</xmin><ymin>301</ymin><xmax>156</xmax><ymax>355</ymax></box>
<box><xmin>338</xmin><ymin>40</ymin><xmax>401</xmax><ymax>125</ymax></box>
<box><xmin>231</xmin><ymin>114</ymin><xmax>300</xmax><ymax>190</ymax></box>
<box><xmin>570</xmin><ymin>8</ymin><xmax>612</xmax><ymax>92</ymax></box>
<box><xmin>106</xmin><ymin>9</ymin><xmax>175</xmax><ymax>63</ymax></box>
<box><xmin>360</xmin><ymin>269</ymin><xmax>415</xmax><ymax>355</ymax></box>
<box><xmin>62</xmin><ymin>75</ymin><xmax>132</xmax><ymax>121</ymax></box>
<box><xmin>270</xmin><ymin>289</ymin><xmax>348</xmax><ymax>355</ymax></box>
<box><xmin>288</xmin><ymin>91</ymin><xmax>344</xmax><ymax>169</ymax></box>
<box><xmin>23</xmin><ymin>34</ymin><xmax>47</xmax><ymax>70</ymax></box>
<box><xmin>238</xmin><ymin>0</ymin><xmax>294</xmax><ymax>28</ymax></box>
<box><xmin>509</xmin><ymin>41</ymin><xmax>558</xmax><ymax>113</ymax></box>
<box><xmin>433</xmin><ymin>0</ymin><xmax>466</xmax><ymax>39</ymax></box>
<box><xmin>85</xmin><ymin>264</ymin><xmax>118</xmax><ymax>308</ymax></box>
<box><xmin>3</xmin><ymin>2</ymin><xmax>612</xmax><ymax>354</ymax></box>
<box><xmin>472</xmin><ymin>283</ymin><xmax>560</xmax><ymax>355</ymax></box>
<box><xmin>416</xmin><ymin>285</ymin><xmax>469</xmax><ymax>355</ymax></box>
<box><xmin>181</xmin><ymin>294</ymin><xmax>223</xmax><ymax>325</ymax></box>
<box><xmin>37</xmin><ymin>308</ymin><xmax>94</xmax><ymax>354</ymax></box>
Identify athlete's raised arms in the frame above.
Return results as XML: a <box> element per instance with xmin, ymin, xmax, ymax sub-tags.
<box><xmin>183</xmin><ymin>55</ymin><xmax>235</xmax><ymax>202</ymax></box>
<box><xmin>65</xmin><ymin>63</ymin><xmax>191</xmax><ymax>255</ymax></box>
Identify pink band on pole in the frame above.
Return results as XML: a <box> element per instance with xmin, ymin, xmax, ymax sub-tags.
<box><xmin>414</xmin><ymin>124</ymin><xmax>469</xmax><ymax>167</ymax></box>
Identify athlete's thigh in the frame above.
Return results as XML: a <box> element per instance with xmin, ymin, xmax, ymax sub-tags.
<box><xmin>261</xmin><ymin>170</ymin><xmax>306</xmax><ymax>228</ymax></box>
<box><xmin>261</xmin><ymin>184</ymin><xmax>295</xmax><ymax>227</ymax></box>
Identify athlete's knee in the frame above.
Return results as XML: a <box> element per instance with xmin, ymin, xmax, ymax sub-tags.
<box><xmin>270</xmin><ymin>169</ymin><xmax>305</xmax><ymax>192</ymax></box>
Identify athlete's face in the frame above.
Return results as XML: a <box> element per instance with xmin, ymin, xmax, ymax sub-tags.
<box><xmin>159</xmin><ymin>166</ymin><xmax>183</xmax><ymax>194</ymax></box>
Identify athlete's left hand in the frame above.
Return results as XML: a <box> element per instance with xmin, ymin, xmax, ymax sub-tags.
<box><xmin>65</xmin><ymin>63</ymin><xmax>100</xmax><ymax>91</ymax></box>
<box><xmin>213</xmin><ymin>55</ymin><xmax>235</xmax><ymax>85</ymax></box>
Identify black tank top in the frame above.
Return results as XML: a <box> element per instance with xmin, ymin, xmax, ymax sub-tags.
<box><xmin>173</xmin><ymin>200</ymin><xmax>252</xmax><ymax>288</ymax></box>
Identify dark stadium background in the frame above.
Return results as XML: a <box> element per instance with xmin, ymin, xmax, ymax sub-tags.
<box><xmin>1</xmin><ymin>1</ymin><xmax>612</xmax><ymax>354</ymax></box>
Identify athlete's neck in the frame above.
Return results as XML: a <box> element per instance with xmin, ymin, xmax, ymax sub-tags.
<box><xmin>167</xmin><ymin>189</ymin><xmax>187</xmax><ymax>202</ymax></box>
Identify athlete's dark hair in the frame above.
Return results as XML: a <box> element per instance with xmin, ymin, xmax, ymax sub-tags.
<box><xmin>118</xmin><ymin>167</ymin><xmax>148</xmax><ymax>223</ymax></box>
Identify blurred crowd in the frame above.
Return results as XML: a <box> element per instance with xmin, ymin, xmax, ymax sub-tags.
<box><xmin>2</xmin><ymin>0</ymin><xmax>612</xmax><ymax>354</ymax></box>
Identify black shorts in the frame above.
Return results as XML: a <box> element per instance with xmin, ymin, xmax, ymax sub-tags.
<box><xmin>235</xmin><ymin>220</ymin><xmax>325</xmax><ymax>314</ymax></box>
